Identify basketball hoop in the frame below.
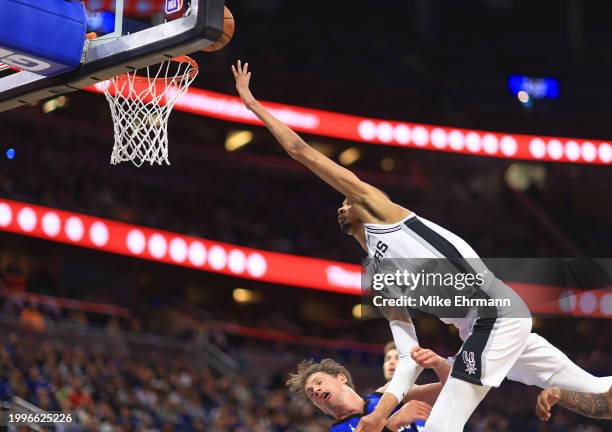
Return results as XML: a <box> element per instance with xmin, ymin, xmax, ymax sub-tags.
<box><xmin>101</xmin><ymin>56</ymin><xmax>198</xmax><ymax>166</ymax></box>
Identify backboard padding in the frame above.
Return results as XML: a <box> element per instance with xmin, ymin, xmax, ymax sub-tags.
<box><xmin>0</xmin><ymin>0</ymin><xmax>223</xmax><ymax>112</ymax></box>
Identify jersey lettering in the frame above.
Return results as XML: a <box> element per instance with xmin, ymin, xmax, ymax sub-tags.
<box><xmin>374</xmin><ymin>241</ymin><xmax>388</xmax><ymax>260</ymax></box>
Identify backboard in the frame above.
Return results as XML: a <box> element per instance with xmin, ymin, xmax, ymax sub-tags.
<box><xmin>0</xmin><ymin>0</ymin><xmax>224</xmax><ymax>112</ymax></box>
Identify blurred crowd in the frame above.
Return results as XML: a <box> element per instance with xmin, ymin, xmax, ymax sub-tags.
<box><xmin>0</xmin><ymin>330</ymin><xmax>327</xmax><ymax>432</ymax></box>
<box><xmin>0</xmin><ymin>279</ymin><xmax>610</xmax><ymax>432</ymax></box>
<box><xmin>1</xmin><ymin>321</ymin><xmax>610</xmax><ymax>432</ymax></box>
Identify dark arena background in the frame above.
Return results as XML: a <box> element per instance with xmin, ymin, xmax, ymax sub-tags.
<box><xmin>1</xmin><ymin>0</ymin><xmax>611</xmax><ymax>431</ymax></box>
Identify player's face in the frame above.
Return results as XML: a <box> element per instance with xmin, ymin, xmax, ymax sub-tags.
<box><xmin>305</xmin><ymin>372</ymin><xmax>348</xmax><ymax>416</ymax></box>
<box><xmin>337</xmin><ymin>198</ymin><xmax>358</xmax><ymax>235</ymax></box>
<box><xmin>383</xmin><ymin>348</ymin><xmax>399</xmax><ymax>381</ymax></box>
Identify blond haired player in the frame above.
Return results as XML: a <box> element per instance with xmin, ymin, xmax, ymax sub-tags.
<box><xmin>285</xmin><ymin>344</ymin><xmax>449</xmax><ymax>431</ymax></box>
<box><xmin>287</xmin><ymin>358</ymin><xmax>431</xmax><ymax>432</ymax></box>
<box><xmin>232</xmin><ymin>60</ymin><xmax>612</xmax><ymax>432</ymax></box>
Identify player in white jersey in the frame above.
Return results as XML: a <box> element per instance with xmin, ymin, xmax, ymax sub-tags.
<box><xmin>232</xmin><ymin>61</ymin><xmax>612</xmax><ymax>432</ymax></box>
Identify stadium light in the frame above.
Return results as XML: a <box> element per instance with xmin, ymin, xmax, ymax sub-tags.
<box><xmin>352</xmin><ymin>304</ymin><xmax>375</xmax><ymax>319</ymax></box>
<box><xmin>508</xmin><ymin>75</ymin><xmax>560</xmax><ymax>100</ymax></box>
<box><xmin>42</xmin><ymin>96</ymin><xmax>68</xmax><ymax>114</ymax></box>
<box><xmin>233</xmin><ymin>288</ymin><xmax>261</xmax><ymax>304</ymax></box>
<box><xmin>339</xmin><ymin>147</ymin><xmax>361</xmax><ymax>166</ymax></box>
<box><xmin>5</xmin><ymin>147</ymin><xmax>15</xmax><ymax>160</ymax></box>
<box><xmin>225</xmin><ymin>130</ymin><xmax>253</xmax><ymax>151</ymax></box>
<box><xmin>517</xmin><ymin>90</ymin><xmax>530</xmax><ymax>104</ymax></box>
<box><xmin>380</xmin><ymin>157</ymin><xmax>395</xmax><ymax>172</ymax></box>
<box><xmin>505</xmin><ymin>163</ymin><xmax>546</xmax><ymax>191</ymax></box>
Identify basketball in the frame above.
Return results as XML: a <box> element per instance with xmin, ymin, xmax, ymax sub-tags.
<box><xmin>203</xmin><ymin>6</ymin><xmax>235</xmax><ymax>52</ymax></box>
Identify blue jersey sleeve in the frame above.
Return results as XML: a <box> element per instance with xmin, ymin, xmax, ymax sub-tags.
<box><xmin>330</xmin><ymin>393</ymin><xmax>422</xmax><ymax>432</ymax></box>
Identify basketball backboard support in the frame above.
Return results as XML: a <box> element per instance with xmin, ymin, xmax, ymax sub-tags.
<box><xmin>0</xmin><ymin>0</ymin><xmax>224</xmax><ymax>112</ymax></box>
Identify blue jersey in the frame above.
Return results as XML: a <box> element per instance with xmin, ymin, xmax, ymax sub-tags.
<box><xmin>330</xmin><ymin>392</ymin><xmax>425</xmax><ymax>432</ymax></box>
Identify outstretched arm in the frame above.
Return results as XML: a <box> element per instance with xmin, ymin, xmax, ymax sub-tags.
<box><xmin>536</xmin><ymin>386</ymin><xmax>612</xmax><ymax>420</ymax></box>
<box><xmin>231</xmin><ymin>61</ymin><xmax>402</xmax><ymax>220</ymax></box>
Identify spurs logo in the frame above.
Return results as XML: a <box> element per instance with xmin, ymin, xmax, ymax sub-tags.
<box><xmin>462</xmin><ymin>351</ymin><xmax>477</xmax><ymax>375</ymax></box>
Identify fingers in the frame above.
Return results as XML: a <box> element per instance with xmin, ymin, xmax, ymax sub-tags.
<box><xmin>419</xmin><ymin>405</ymin><xmax>432</xmax><ymax>420</ymax></box>
<box><xmin>549</xmin><ymin>392</ymin><xmax>560</xmax><ymax>405</ymax></box>
<box><xmin>417</xmin><ymin>401</ymin><xmax>432</xmax><ymax>415</ymax></box>
<box><xmin>409</xmin><ymin>400</ymin><xmax>432</xmax><ymax>420</ymax></box>
<box><xmin>232</xmin><ymin>60</ymin><xmax>252</xmax><ymax>82</ymax></box>
<box><xmin>233</xmin><ymin>61</ymin><xmax>243</xmax><ymax>77</ymax></box>
<box><xmin>412</xmin><ymin>348</ymin><xmax>431</xmax><ymax>359</ymax></box>
<box><xmin>412</xmin><ymin>349</ymin><xmax>438</xmax><ymax>367</ymax></box>
<box><xmin>535</xmin><ymin>395</ymin><xmax>550</xmax><ymax>421</ymax></box>
<box><xmin>543</xmin><ymin>395</ymin><xmax>551</xmax><ymax>413</ymax></box>
<box><xmin>237</xmin><ymin>60</ymin><xmax>247</xmax><ymax>73</ymax></box>
<box><xmin>412</xmin><ymin>349</ymin><xmax>429</xmax><ymax>360</ymax></box>
<box><xmin>410</xmin><ymin>346</ymin><xmax>421</xmax><ymax>354</ymax></box>
<box><xmin>418</xmin><ymin>401</ymin><xmax>432</xmax><ymax>410</ymax></box>
<box><xmin>535</xmin><ymin>391</ymin><xmax>552</xmax><ymax>421</ymax></box>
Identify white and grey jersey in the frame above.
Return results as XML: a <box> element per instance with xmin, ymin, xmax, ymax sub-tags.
<box><xmin>363</xmin><ymin>213</ymin><xmax>489</xmax><ymax>339</ymax></box>
<box><xmin>364</xmin><ymin>213</ymin><xmax>480</xmax><ymax>261</ymax></box>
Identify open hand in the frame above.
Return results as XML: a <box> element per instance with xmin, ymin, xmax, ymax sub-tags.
<box><xmin>536</xmin><ymin>387</ymin><xmax>561</xmax><ymax>421</ymax></box>
<box><xmin>231</xmin><ymin>60</ymin><xmax>256</xmax><ymax>108</ymax></box>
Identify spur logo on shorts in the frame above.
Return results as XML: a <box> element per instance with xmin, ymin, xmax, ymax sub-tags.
<box><xmin>462</xmin><ymin>351</ymin><xmax>477</xmax><ymax>375</ymax></box>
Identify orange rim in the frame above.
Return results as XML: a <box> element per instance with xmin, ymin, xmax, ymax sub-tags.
<box><xmin>110</xmin><ymin>56</ymin><xmax>199</xmax><ymax>84</ymax></box>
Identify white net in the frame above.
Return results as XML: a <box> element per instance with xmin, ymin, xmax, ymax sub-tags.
<box><xmin>101</xmin><ymin>56</ymin><xmax>198</xmax><ymax>167</ymax></box>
